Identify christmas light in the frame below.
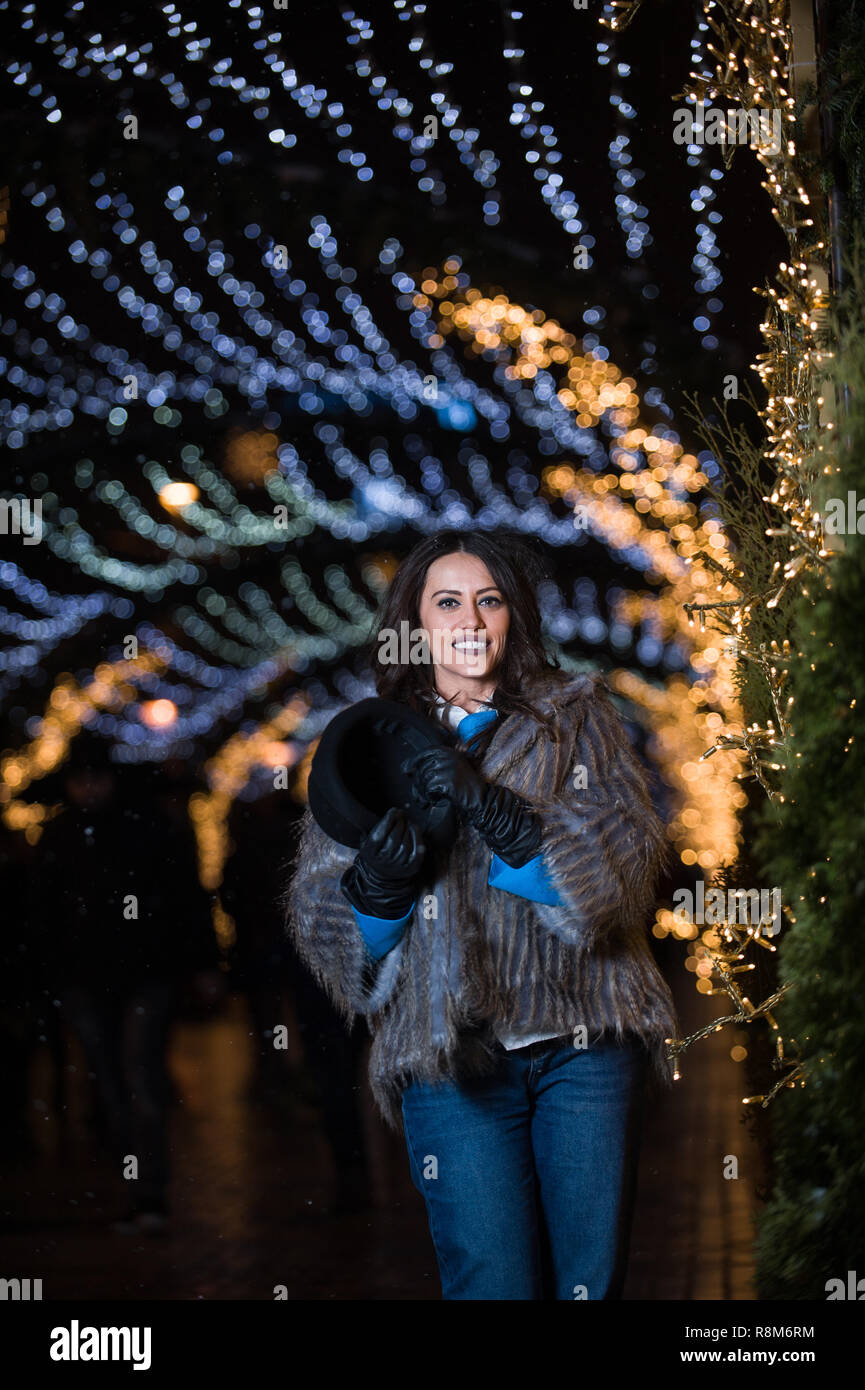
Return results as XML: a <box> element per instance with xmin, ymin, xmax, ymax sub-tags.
<box><xmin>606</xmin><ymin>0</ymin><xmax>833</xmax><ymax>1102</ymax></box>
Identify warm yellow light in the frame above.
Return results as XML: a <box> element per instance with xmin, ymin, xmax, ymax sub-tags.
<box><xmin>258</xmin><ymin>740</ymin><xmax>300</xmax><ymax>769</ymax></box>
<box><xmin>139</xmin><ymin>699</ymin><xmax>178</xmax><ymax>729</ymax></box>
<box><xmin>159</xmin><ymin>481</ymin><xmax>199</xmax><ymax>509</ymax></box>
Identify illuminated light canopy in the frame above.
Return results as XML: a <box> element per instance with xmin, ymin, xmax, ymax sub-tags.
<box><xmin>0</xmin><ymin>0</ymin><xmax>809</xmax><ymax>1096</ymax></box>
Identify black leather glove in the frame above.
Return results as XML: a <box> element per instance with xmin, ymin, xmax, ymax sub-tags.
<box><xmin>402</xmin><ymin>747</ymin><xmax>542</xmax><ymax>869</ymax></box>
<box><xmin>340</xmin><ymin>807</ymin><xmax>426</xmax><ymax>919</ymax></box>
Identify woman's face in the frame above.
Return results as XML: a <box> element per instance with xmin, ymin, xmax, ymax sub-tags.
<box><xmin>417</xmin><ymin>552</ymin><xmax>510</xmax><ymax>685</ymax></box>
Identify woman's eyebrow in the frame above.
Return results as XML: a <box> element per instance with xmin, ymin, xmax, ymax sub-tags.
<box><xmin>430</xmin><ymin>587</ymin><xmax>500</xmax><ymax>597</ymax></box>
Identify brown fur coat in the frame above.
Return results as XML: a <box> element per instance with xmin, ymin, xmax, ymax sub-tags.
<box><xmin>284</xmin><ymin>671</ymin><xmax>679</xmax><ymax>1132</ymax></box>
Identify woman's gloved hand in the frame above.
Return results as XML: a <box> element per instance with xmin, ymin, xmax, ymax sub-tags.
<box><xmin>402</xmin><ymin>747</ymin><xmax>541</xmax><ymax>869</ymax></box>
<box><xmin>340</xmin><ymin>806</ymin><xmax>426</xmax><ymax>919</ymax></box>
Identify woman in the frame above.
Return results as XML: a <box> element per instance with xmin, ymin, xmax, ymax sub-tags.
<box><xmin>284</xmin><ymin>529</ymin><xmax>678</xmax><ymax>1300</ymax></box>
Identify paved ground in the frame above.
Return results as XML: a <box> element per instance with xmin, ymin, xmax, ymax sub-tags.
<box><xmin>0</xmin><ymin>961</ymin><xmax>763</xmax><ymax>1301</ymax></box>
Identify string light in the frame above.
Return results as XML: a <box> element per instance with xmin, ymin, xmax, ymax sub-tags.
<box><xmin>158</xmin><ymin>482</ymin><xmax>200</xmax><ymax>510</ymax></box>
<box><xmin>188</xmin><ymin>694</ymin><xmax>310</xmax><ymax>946</ymax></box>
<box><xmin>605</xmin><ymin>0</ymin><xmax>832</xmax><ymax>1103</ymax></box>
<box><xmin>0</xmin><ymin>647</ymin><xmax>171</xmax><ymax>841</ymax></box>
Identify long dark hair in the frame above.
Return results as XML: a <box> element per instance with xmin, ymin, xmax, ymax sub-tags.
<box><xmin>364</xmin><ymin>529</ymin><xmax>569</xmax><ymax>743</ymax></box>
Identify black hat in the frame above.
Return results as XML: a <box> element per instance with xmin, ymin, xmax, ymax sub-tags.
<box><xmin>307</xmin><ymin>697</ymin><xmax>459</xmax><ymax>850</ymax></box>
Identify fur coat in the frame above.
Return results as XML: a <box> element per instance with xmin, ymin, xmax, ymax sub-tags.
<box><xmin>283</xmin><ymin>671</ymin><xmax>679</xmax><ymax>1133</ymax></box>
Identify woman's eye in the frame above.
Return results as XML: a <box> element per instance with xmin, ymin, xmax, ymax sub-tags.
<box><xmin>434</xmin><ymin>595</ymin><xmax>503</xmax><ymax>608</ymax></box>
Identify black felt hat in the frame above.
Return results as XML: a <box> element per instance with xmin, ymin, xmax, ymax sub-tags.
<box><xmin>307</xmin><ymin>697</ymin><xmax>460</xmax><ymax>850</ymax></box>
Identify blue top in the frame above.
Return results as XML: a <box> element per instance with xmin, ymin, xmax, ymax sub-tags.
<box><xmin>351</xmin><ymin>704</ymin><xmax>562</xmax><ymax>960</ymax></box>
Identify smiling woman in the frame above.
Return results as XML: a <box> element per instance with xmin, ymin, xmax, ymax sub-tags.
<box><xmin>284</xmin><ymin>527</ymin><xmax>678</xmax><ymax>1301</ymax></box>
<box><xmin>371</xmin><ymin>529</ymin><xmax>561</xmax><ymax>730</ymax></box>
<box><xmin>415</xmin><ymin>549</ymin><xmax>510</xmax><ymax>705</ymax></box>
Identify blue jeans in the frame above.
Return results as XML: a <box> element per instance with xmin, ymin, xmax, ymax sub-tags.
<box><xmin>400</xmin><ymin>1029</ymin><xmax>649</xmax><ymax>1300</ymax></box>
